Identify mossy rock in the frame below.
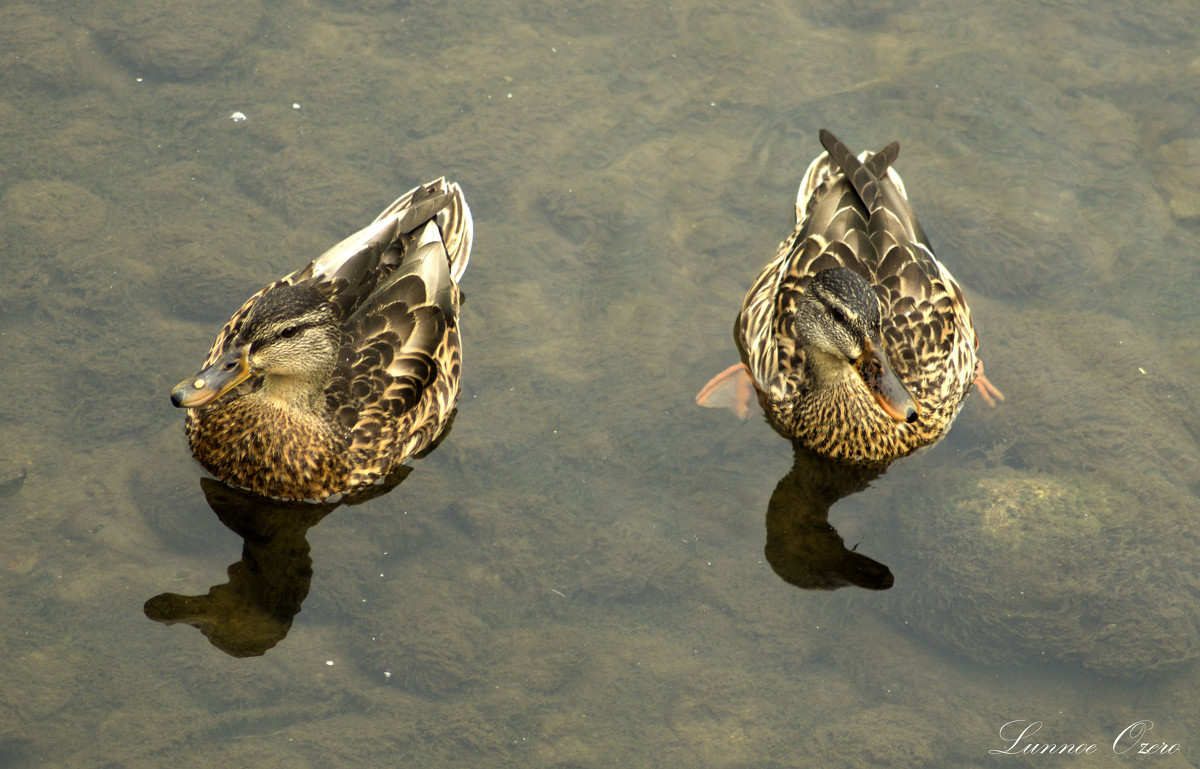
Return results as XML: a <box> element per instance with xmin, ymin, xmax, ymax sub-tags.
<box><xmin>0</xmin><ymin>5</ymin><xmax>96</xmax><ymax>94</ymax></box>
<box><xmin>85</xmin><ymin>0</ymin><xmax>263</xmax><ymax>80</ymax></box>
<box><xmin>882</xmin><ymin>468</ymin><xmax>1200</xmax><ymax>678</ymax></box>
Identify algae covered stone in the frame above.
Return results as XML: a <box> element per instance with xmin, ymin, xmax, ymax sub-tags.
<box><xmin>85</xmin><ymin>0</ymin><xmax>263</xmax><ymax>80</ymax></box>
<box><xmin>883</xmin><ymin>468</ymin><xmax>1200</xmax><ymax>678</ymax></box>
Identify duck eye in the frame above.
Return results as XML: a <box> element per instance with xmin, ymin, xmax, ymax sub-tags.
<box><xmin>279</xmin><ymin>325</ymin><xmax>300</xmax><ymax>339</ymax></box>
<box><xmin>829</xmin><ymin>307</ymin><xmax>847</xmax><ymax>325</ymax></box>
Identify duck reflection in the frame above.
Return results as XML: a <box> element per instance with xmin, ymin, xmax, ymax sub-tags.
<box><xmin>764</xmin><ymin>445</ymin><xmax>893</xmax><ymax>591</ymax></box>
<box><xmin>144</xmin><ymin>465</ymin><xmax>411</xmax><ymax>658</ymax></box>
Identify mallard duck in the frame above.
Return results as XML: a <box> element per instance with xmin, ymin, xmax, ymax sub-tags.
<box><xmin>697</xmin><ymin>130</ymin><xmax>1001</xmax><ymax>465</ymax></box>
<box><xmin>171</xmin><ymin>178</ymin><xmax>473</xmax><ymax>501</ymax></box>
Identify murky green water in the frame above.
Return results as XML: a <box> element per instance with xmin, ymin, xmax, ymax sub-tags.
<box><xmin>2</xmin><ymin>0</ymin><xmax>1199</xmax><ymax>765</ymax></box>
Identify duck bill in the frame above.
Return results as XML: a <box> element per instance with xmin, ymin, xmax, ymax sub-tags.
<box><xmin>856</xmin><ymin>341</ymin><xmax>920</xmax><ymax>424</ymax></box>
<box><xmin>170</xmin><ymin>347</ymin><xmax>254</xmax><ymax>408</ymax></box>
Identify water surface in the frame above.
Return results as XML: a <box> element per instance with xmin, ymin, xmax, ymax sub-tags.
<box><xmin>2</xmin><ymin>0</ymin><xmax>1199</xmax><ymax>765</ymax></box>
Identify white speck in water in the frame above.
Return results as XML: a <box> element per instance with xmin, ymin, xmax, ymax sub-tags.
<box><xmin>230</xmin><ymin>111</ymin><xmax>248</xmax><ymax>123</ymax></box>
<box><xmin>325</xmin><ymin>659</ymin><xmax>334</xmax><ymax>666</ymax></box>
<box><xmin>293</xmin><ymin>103</ymin><xmax>301</xmax><ymax>109</ymax></box>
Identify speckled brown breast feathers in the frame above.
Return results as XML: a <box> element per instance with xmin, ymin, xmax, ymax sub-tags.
<box><xmin>173</xmin><ymin>179</ymin><xmax>473</xmax><ymax>500</ymax></box>
<box><xmin>734</xmin><ymin>130</ymin><xmax>983</xmax><ymax>465</ymax></box>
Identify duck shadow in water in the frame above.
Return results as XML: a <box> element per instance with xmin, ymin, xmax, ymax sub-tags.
<box><xmin>144</xmin><ymin>465</ymin><xmax>412</xmax><ymax>658</ymax></box>
<box><xmin>764</xmin><ymin>445</ymin><xmax>895</xmax><ymax>591</ymax></box>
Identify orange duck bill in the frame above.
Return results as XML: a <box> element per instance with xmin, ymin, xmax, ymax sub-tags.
<box><xmin>855</xmin><ymin>340</ymin><xmax>920</xmax><ymax>424</ymax></box>
<box><xmin>170</xmin><ymin>346</ymin><xmax>255</xmax><ymax>408</ymax></box>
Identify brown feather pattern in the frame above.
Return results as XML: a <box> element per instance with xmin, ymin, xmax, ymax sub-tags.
<box><xmin>736</xmin><ymin>131</ymin><xmax>981</xmax><ymax>465</ymax></box>
<box><xmin>177</xmin><ymin>179</ymin><xmax>473</xmax><ymax>500</ymax></box>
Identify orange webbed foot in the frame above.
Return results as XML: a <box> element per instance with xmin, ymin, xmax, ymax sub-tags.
<box><xmin>973</xmin><ymin>360</ymin><xmax>1005</xmax><ymax>407</ymax></box>
<box><xmin>696</xmin><ymin>363</ymin><xmax>759</xmax><ymax>420</ymax></box>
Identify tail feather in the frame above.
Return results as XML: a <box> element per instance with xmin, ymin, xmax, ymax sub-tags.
<box><xmin>819</xmin><ymin>129</ymin><xmax>894</xmax><ymax>215</ymax></box>
<box><xmin>376</xmin><ymin>179</ymin><xmax>473</xmax><ymax>281</ymax></box>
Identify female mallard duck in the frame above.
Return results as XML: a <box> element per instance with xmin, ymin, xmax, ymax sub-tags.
<box><xmin>698</xmin><ymin>130</ymin><xmax>1001</xmax><ymax>465</ymax></box>
<box><xmin>171</xmin><ymin>178</ymin><xmax>473</xmax><ymax>501</ymax></box>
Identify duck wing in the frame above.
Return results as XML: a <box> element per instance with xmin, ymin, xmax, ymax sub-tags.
<box><xmin>328</xmin><ymin>196</ymin><xmax>468</xmax><ymax>483</ymax></box>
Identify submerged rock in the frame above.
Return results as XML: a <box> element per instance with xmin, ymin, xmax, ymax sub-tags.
<box><xmin>1155</xmin><ymin>138</ymin><xmax>1200</xmax><ymax>222</ymax></box>
<box><xmin>882</xmin><ymin>468</ymin><xmax>1200</xmax><ymax>678</ymax></box>
<box><xmin>0</xmin><ymin>5</ymin><xmax>96</xmax><ymax>94</ymax></box>
<box><xmin>85</xmin><ymin>0</ymin><xmax>263</xmax><ymax>80</ymax></box>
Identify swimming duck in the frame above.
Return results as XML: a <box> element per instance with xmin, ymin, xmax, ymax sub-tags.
<box><xmin>697</xmin><ymin>130</ymin><xmax>1001</xmax><ymax>465</ymax></box>
<box><xmin>171</xmin><ymin>178</ymin><xmax>473</xmax><ymax>501</ymax></box>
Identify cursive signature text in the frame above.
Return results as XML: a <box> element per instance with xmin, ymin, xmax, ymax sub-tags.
<box><xmin>990</xmin><ymin>720</ymin><xmax>1181</xmax><ymax>757</ymax></box>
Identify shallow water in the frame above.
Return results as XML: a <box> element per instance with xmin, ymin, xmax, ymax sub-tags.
<box><xmin>2</xmin><ymin>0</ymin><xmax>1199</xmax><ymax>765</ymax></box>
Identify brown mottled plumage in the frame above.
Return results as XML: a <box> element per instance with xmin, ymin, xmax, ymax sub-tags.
<box><xmin>699</xmin><ymin>130</ymin><xmax>1000</xmax><ymax>465</ymax></box>
<box><xmin>171</xmin><ymin>179</ymin><xmax>473</xmax><ymax>501</ymax></box>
